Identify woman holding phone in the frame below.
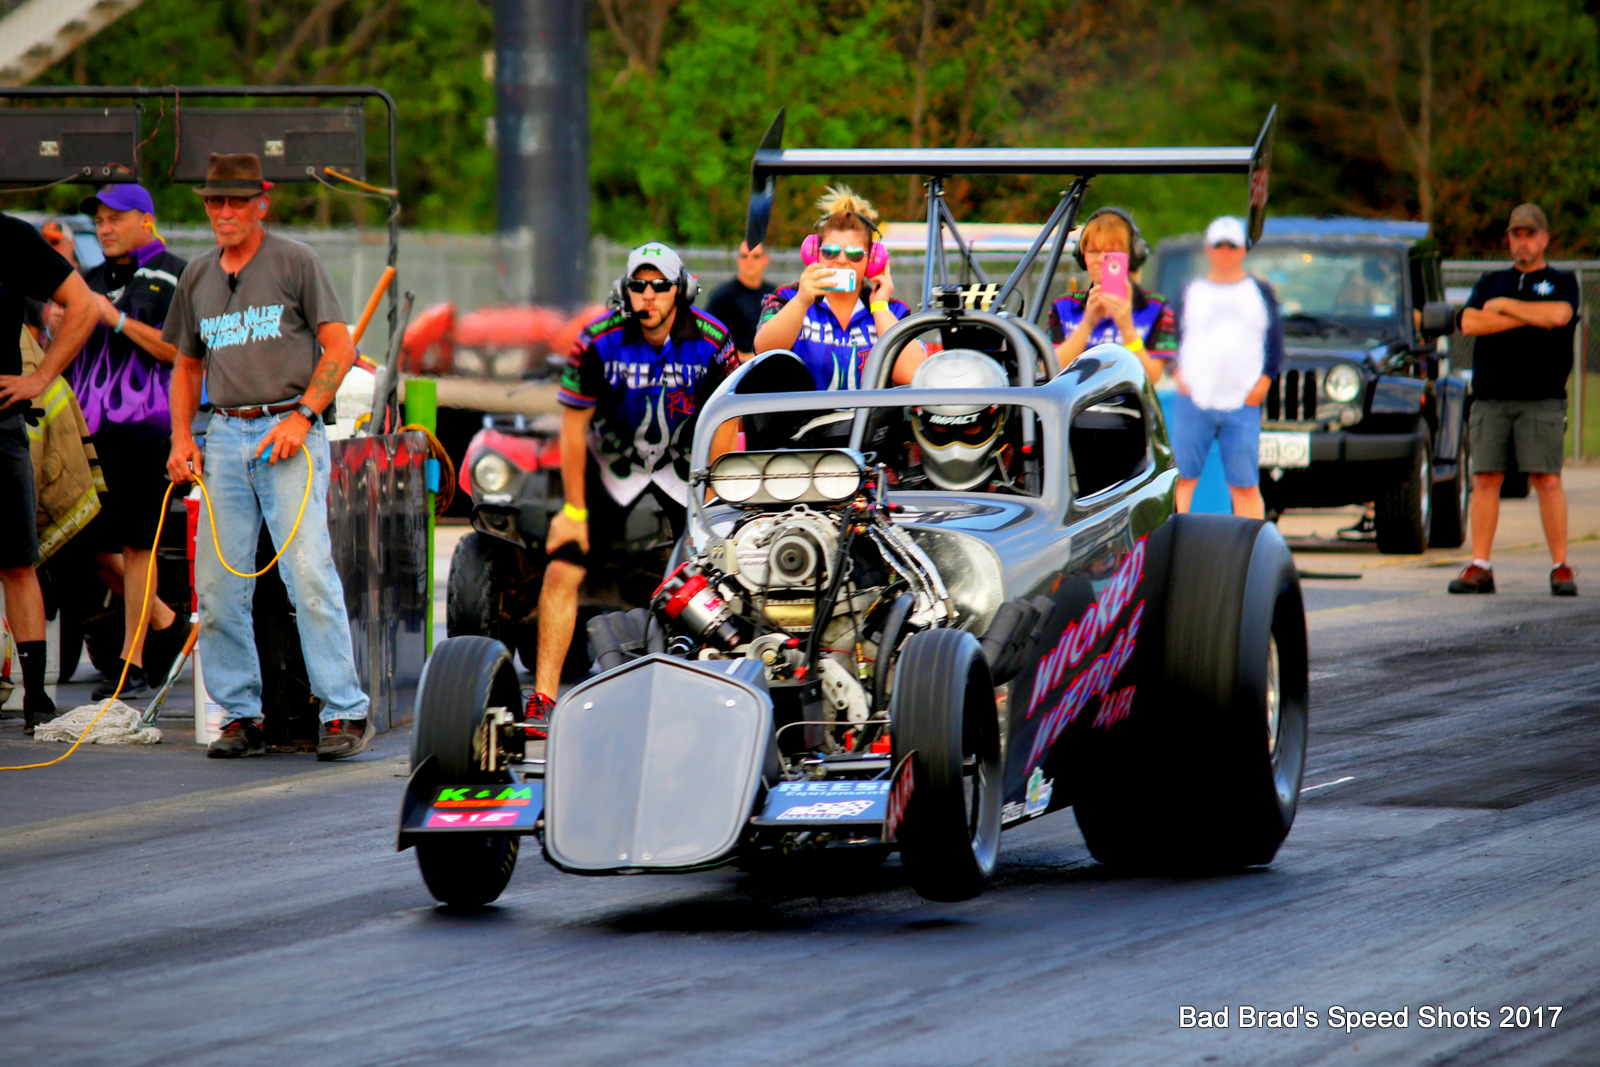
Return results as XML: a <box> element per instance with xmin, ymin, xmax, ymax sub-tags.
<box><xmin>754</xmin><ymin>185</ymin><xmax>926</xmax><ymax>389</ymax></box>
<box><xmin>1050</xmin><ymin>207</ymin><xmax>1172</xmax><ymax>382</ymax></box>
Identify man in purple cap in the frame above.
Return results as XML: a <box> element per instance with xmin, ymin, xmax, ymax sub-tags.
<box><xmin>72</xmin><ymin>184</ymin><xmax>192</xmax><ymax>697</ymax></box>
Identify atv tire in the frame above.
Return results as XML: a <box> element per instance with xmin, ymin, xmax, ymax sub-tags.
<box><xmin>891</xmin><ymin>628</ymin><xmax>1003</xmax><ymax>902</ymax></box>
<box><xmin>1073</xmin><ymin>514</ymin><xmax>1308</xmax><ymax>872</ymax></box>
<box><xmin>446</xmin><ymin>532</ymin><xmax>509</xmax><ymax>646</ymax></box>
<box><xmin>411</xmin><ymin>636</ymin><xmax>524</xmax><ymax>908</ymax></box>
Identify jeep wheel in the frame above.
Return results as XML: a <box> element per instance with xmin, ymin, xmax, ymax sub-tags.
<box><xmin>1374</xmin><ymin>423</ymin><xmax>1432</xmax><ymax>554</ymax></box>
<box><xmin>1429</xmin><ymin>427</ymin><xmax>1471</xmax><ymax>549</ymax></box>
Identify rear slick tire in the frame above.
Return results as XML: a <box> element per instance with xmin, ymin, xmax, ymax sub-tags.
<box><xmin>1073</xmin><ymin>515</ymin><xmax>1308</xmax><ymax>873</ymax></box>
<box><xmin>891</xmin><ymin>628</ymin><xmax>1003</xmax><ymax>902</ymax></box>
<box><xmin>411</xmin><ymin>635</ymin><xmax>524</xmax><ymax>908</ymax></box>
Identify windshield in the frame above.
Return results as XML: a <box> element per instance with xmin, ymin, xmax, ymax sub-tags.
<box><xmin>1156</xmin><ymin>243</ymin><xmax>1407</xmax><ymax>342</ymax></box>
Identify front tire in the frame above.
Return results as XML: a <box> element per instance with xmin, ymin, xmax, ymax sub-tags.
<box><xmin>1374</xmin><ymin>423</ymin><xmax>1432</xmax><ymax>553</ymax></box>
<box><xmin>1073</xmin><ymin>515</ymin><xmax>1308</xmax><ymax>871</ymax></box>
<box><xmin>891</xmin><ymin>629</ymin><xmax>1003</xmax><ymax>902</ymax></box>
<box><xmin>411</xmin><ymin>636</ymin><xmax>524</xmax><ymax>908</ymax></box>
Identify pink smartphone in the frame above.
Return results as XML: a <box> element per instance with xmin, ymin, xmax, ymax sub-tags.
<box><xmin>1101</xmin><ymin>251</ymin><xmax>1130</xmax><ymax>301</ymax></box>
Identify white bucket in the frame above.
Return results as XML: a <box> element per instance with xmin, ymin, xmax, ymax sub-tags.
<box><xmin>191</xmin><ymin>647</ymin><xmax>224</xmax><ymax>744</ymax></box>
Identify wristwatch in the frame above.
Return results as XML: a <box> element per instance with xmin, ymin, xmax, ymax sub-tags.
<box><xmin>293</xmin><ymin>402</ymin><xmax>319</xmax><ymax>423</ymax></box>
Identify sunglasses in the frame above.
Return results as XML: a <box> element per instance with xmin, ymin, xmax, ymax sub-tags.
<box><xmin>1209</xmin><ymin>241</ymin><xmax>1241</xmax><ymax>250</ymax></box>
<box><xmin>203</xmin><ymin>196</ymin><xmax>260</xmax><ymax>210</ymax></box>
<box><xmin>819</xmin><ymin>244</ymin><xmax>867</xmax><ymax>262</ymax></box>
<box><xmin>627</xmin><ymin>277</ymin><xmax>675</xmax><ymax>294</ymax></box>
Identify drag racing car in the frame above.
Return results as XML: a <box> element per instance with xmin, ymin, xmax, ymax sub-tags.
<box><xmin>398</xmin><ymin>109</ymin><xmax>1309</xmax><ymax>907</ymax></box>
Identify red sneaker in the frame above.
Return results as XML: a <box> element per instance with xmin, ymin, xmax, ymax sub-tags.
<box><xmin>1551</xmin><ymin>564</ymin><xmax>1578</xmax><ymax>597</ymax></box>
<box><xmin>1447</xmin><ymin>564</ymin><xmax>1495</xmax><ymax>594</ymax></box>
<box><xmin>523</xmin><ymin>691</ymin><xmax>555</xmax><ymax>740</ymax></box>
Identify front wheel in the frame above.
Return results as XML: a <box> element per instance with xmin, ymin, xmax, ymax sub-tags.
<box><xmin>1374</xmin><ymin>424</ymin><xmax>1432</xmax><ymax>553</ymax></box>
<box><xmin>891</xmin><ymin>628</ymin><xmax>1003</xmax><ymax>902</ymax></box>
<box><xmin>411</xmin><ymin>636</ymin><xmax>525</xmax><ymax>908</ymax></box>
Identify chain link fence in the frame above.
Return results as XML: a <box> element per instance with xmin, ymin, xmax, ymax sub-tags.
<box><xmin>1444</xmin><ymin>260</ymin><xmax>1596</xmax><ymax>460</ymax></box>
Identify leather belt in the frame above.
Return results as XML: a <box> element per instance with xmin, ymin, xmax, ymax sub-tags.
<box><xmin>215</xmin><ymin>401</ymin><xmax>300</xmax><ymax>419</ymax></box>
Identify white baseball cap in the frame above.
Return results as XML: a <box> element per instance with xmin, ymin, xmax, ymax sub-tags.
<box><xmin>626</xmin><ymin>241</ymin><xmax>686</xmax><ymax>281</ymax></box>
<box><xmin>1204</xmin><ymin>216</ymin><xmax>1248</xmax><ymax>248</ymax></box>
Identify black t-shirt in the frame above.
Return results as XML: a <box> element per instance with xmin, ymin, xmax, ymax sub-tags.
<box><xmin>1</xmin><ymin>212</ymin><xmax>75</xmax><ymax>415</ymax></box>
<box><xmin>1467</xmin><ymin>266</ymin><xmax>1580</xmax><ymax>401</ymax></box>
<box><xmin>705</xmin><ymin>276</ymin><xmax>776</xmax><ymax>353</ymax></box>
<box><xmin>72</xmin><ymin>240</ymin><xmax>188</xmax><ymax>438</ymax></box>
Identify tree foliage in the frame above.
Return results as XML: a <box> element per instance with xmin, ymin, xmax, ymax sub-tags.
<box><xmin>17</xmin><ymin>0</ymin><xmax>1600</xmax><ymax>256</ymax></box>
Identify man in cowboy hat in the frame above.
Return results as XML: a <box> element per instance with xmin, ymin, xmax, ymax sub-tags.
<box><xmin>162</xmin><ymin>153</ymin><xmax>372</xmax><ymax>759</ymax></box>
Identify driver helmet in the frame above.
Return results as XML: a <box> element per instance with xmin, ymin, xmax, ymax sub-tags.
<box><xmin>910</xmin><ymin>349</ymin><xmax>1010</xmax><ymax>491</ymax></box>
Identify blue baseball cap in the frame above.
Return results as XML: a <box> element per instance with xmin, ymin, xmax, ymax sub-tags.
<box><xmin>79</xmin><ymin>183</ymin><xmax>155</xmax><ymax>217</ymax></box>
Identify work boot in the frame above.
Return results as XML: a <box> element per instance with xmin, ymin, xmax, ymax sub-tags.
<box><xmin>1551</xmin><ymin>563</ymin><xmax>1578</xmax><ymax>597</ymax></box>
<box><xmin>22</xmin><ymin>694</ymin><xmax>57</xmax><ymax>738</ymax></box>
<box><xmin>207</xmin><ymin>718</ymin><xmax>266</xmax><ymax>758</ymax></box>
<box><xmin>523</xmin><ymin>691</ymin><xmax>555</xmax><ymax>741</ymax></box>
<box><xmin>1447</xmin><ymin>564</ymin><xmax>1495</xmax><ymax>594</ymax></box>
<box><xmin>93</xmin><ymin>662</ymin><xmax>152</xmax><ymax>700</ymax></box>
<box><xmin>316</xmin><ymin>717</ymin><xmax>375</xmax><ymax>761</ymax></box>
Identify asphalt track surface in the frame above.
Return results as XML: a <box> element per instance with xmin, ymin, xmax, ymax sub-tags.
<box><xmin>2</xmin><ymin>539</ymin><xmax>1598</xmax><ymax>1066</ymax></box>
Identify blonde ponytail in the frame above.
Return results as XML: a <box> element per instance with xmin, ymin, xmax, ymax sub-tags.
<box><xmin>814</xmin><ymin>184</ymin><xmax>881</xmax><ymax>239</ymax></box>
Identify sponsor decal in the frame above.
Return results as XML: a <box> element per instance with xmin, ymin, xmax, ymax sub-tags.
<box><xmin>1024</xmin><ymin>768</ymin><xmax>1054</xmax><ymax>817</ymax></box>
<box><xmin>1024</xmin><ymin>602</ymin><xmax>1145</xmax><ymax>769</ymax></box>
<box><xmin>771</xmin><ymin>781</ymin><xmax>889</xmax><ymax>798</ymax></box>
<box><xmin>1001</xmin><ymin>801</ymin><xmax>1027</xmax><ymax>824</ymax></box>
<box><xmin>1026</xmin><ymin>540</ymin><xmax>1146</xmax><ymax>721</ymax></box>
<box><xmin>1093</xmin><ymin>684</ymin><xmax>1137</xmax><ymax>730</ymax></box>
<box><xmin>433</xmin><ymin>785</ymin><xmax>537</xmax><ymax>808</ymax></box>
<box><xmin>777</xmin><ymin>800</ymin><xmax>876</xmax><ymax>820</ymax></box>
<box><xmin>424</xmin><ymin>810</ymin><xmax>524</xmax><ymax>828</ymax></box>
<box><xmin>884</xmin><ymin>753</ymin><xmax>916</xmax><ymax>841</ymax></box>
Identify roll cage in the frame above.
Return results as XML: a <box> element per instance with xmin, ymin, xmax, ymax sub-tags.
<box><xmin>744</xmin><ymin>106</ymin><xmax>1277</xmax><ymax>326</ymax></box>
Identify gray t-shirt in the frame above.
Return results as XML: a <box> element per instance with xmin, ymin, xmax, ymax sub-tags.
<box><xmin>162</xmin><ymin>230</ymin><xmax>345</xmax><ymax>408</ymax></box>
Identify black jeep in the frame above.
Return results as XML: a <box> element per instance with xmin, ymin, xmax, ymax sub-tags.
<box><xmin>1153</xmin><ymin>218</ymin><xmax>1465</xmax><ymax>553</ymax></box>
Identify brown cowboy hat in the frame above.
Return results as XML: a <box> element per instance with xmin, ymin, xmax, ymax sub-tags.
<box><xmin>193</xmin><ymin>152</ymin><xmax>269</xmax><ymax>197</ymax></box>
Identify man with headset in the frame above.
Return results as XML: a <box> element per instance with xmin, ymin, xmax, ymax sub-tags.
<box><xmin>529</xmin><ymin>242</ymin><xmax>737</xmax><ymax>722</ymax></box>
<box><xmin>1049</xmin><ymin>206</ymin><xmax>1174</xmax><ymax>383</ymax></box>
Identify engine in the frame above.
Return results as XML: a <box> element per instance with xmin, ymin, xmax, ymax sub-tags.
<box><xmin>650</xmin><ymin>448</ymin><xmax>954</xmax><ymax>752</ymax></box>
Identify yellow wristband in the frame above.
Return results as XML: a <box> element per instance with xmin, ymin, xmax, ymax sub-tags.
<box><xmin>1123</xmin><ymin>335</ymin><xmax>1147</xmax><ymax>354</ymax></box>
<box><xmin>869</xmin><ymin>300</ymin><xmax>890</xmax><ymax>314</ymax></box>
<box><xmin>562</xmin><ymin>503</ymin><xmax>588</xmax><ymax>522</ymax></box>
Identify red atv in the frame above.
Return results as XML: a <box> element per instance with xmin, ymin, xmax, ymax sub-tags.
<box><xmin>447</xmin><ymin>414</ymin><xmax>677</xmax><ymax>677</ymax></box>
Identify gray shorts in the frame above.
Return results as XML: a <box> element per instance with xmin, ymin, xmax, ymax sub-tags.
<box><xmin>1469</xmin><ymin>398</ymin><xmax>1566</xmax><ymax>475</ymax></box>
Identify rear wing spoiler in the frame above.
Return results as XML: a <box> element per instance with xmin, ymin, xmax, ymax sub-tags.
<box><xmin>744</xmin><ymin>106</ymin><xmax>1276</xmax><ymax>319</ymax></box>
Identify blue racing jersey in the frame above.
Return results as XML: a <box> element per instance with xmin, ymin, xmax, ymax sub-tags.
<box><xmin>1047</xmin><ymin>284</ymin><xmax>1177</xmax><ymax>358</ymax></box>
<box><xmin>558</xmin><ymin>305</ymin><xmax>736</xmax><ymax>506</ymax></box>
<box><xmin>757</xmin><ymin>287</ymin><xmax>911</xmax><ymax>390</ymax></box>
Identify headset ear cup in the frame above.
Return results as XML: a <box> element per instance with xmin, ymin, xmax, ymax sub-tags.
<box><xmin>801</xmin><ymin>234</ymin><xmax>820</xmax><ymax>267</ymax></box>
<box><xmin>681</xmin><ymin>272</ymin><xmax>700</xmax><ymax>305</ymax></box>
<box><xmin>1131</xmin><ymin>236</ymin><xmax>1150</xmax><ymax>272</ymax></box>
<box><xmin>866</xmin><ymin>242</ymin><xmax>889</xmax><ymax>278</ymax></box>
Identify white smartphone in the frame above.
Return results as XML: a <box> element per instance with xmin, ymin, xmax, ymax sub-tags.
<box><xmin>819</xmin><ymin>267</ymin><xmax>857</xmax><ymax>293</ymax></box>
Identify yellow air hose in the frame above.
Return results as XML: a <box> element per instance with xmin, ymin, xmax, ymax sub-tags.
<box><xmin>1</xmin><ymin>443</ymin><xmax>311</xmax><ymax>770</ymax></box>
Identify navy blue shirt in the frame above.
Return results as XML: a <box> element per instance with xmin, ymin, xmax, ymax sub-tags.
<box><xmin>1467</xmin><ymin>266</ymin><xmax>1580</xmax><ymax>401</ymax></box>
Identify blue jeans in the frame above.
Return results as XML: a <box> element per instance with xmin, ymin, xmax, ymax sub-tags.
<box><xmin>1167</xmin><ymin>392</ymin><xmax>1262</xmax><ymax>488</ymax></box>
<box><xmin>196</xmin><ymin>411</ymin><xmax>368</xmax><ymax>724</ymax></box>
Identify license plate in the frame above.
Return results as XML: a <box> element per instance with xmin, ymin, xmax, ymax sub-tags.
<box><xmin>1259</xmin><ymin>431</ymin><xmax>1311</xmax><ymax>469</ymax></box>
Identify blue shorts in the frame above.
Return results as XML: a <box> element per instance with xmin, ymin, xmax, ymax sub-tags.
<box><xmin>1167</xmin><ymin>392</ymin><xmax>1261</xmax><ymax>488</ymax></box>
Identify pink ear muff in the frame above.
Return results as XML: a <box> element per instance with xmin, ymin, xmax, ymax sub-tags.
<box><xmin>865</xmin><ymin>241</ymin><xmax>889</xmax><ymax>278</ymax></box>
<box><xmin>801</xmin><ymin>234</ymin><xmax>820</xmax><ymax>266</ymax></box>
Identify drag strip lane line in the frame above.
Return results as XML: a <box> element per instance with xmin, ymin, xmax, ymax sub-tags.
<box><xmin>1300</xmin><ymin>775</ymin><xmax>1355</xmax><ymax>793</ymax></box>
<box><xmin>0</xmin><ymin>754</ymin><xmax>405</xmax><ymax>849</ymax></box>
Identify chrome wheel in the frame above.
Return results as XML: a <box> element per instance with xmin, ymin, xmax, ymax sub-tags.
<box><xmin>1265</xmin><ymin>634</ymin><xmax>1281</xmax><ymax>758</ymax></box>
